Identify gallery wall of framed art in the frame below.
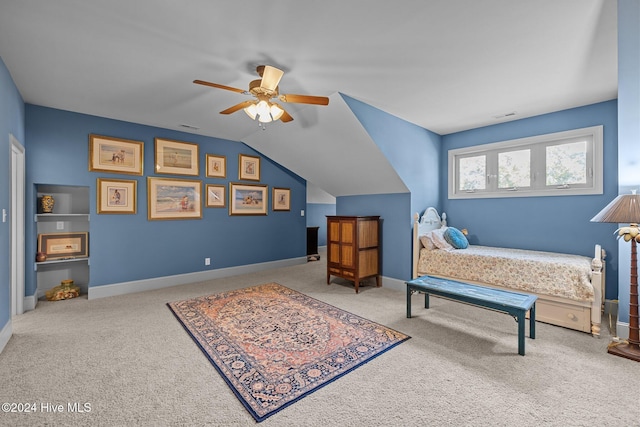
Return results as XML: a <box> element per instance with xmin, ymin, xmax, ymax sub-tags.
<box><xmin>89</xmin><ymin>135</ymin><xmax>294</xmax><ymax>219</ymax></box>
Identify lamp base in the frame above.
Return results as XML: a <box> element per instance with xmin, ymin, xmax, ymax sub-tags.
<box><xmin>608</xmin><ymin>340</ymin><xmax>640</xmax><ymax>362</ymax></box>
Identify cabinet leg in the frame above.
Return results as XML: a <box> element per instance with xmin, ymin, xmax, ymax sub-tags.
<box><xmin>376</xmin><ymin>275</ymin><xmax>381</xmax><ymax>287</ymax></box>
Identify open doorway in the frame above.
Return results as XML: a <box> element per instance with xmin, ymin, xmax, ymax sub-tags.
<box><xmin>10</xmin><ymin>134</ymin><xmax>25</xmax><ymax>316</ymax></box>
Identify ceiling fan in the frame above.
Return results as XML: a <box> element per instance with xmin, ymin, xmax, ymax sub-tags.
<box><xmin>194</xmin><ymin>65</ymin><xmax>329</xmax><ymax>126</ymax></box>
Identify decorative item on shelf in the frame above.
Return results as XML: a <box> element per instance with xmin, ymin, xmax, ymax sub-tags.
<box><xmin>35</xmin><ymin>252</ymin><xmax>47</xmax><ymax>262</ymax></box>
<box><xmin>45</xmin><ymin>279</ymin><xmax>80</xmax><ymax>301</ymax></box>
<box><xmin>591</xmin><ymin>189</ymin><xmax>640</xmax><ymax>362</ymax></box>
<box><xmin>41</xmin><ymin>195</ymin><xmax>55</xmax><ymax>213</ymax></box>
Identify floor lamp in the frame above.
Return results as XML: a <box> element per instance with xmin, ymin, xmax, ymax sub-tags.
<box><xmin>591</xmin><ymin>191</ymin><xmax>640</xmax><ymax>362</ymax></box>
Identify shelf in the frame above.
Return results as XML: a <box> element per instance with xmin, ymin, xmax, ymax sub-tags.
<box><xmin>35</xmin><ymin>213</ymin><xmax>90</xmax><ymax>222</ymax></box>
<box><xmin>34</xmin><ymin>257</ymin><xmax>89</xmax><ymax>271</ymax></box>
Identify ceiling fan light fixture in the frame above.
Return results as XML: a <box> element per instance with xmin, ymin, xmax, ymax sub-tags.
<box><xmin>244</xmin><ymin>103</ymin><xmax>258</xmax><ymax>120</ymax></box>
<box><xmin>255</xmin><ymin>100</ymin><xmax>274</xmax><ymax>123</ymax></box>
<box><xmin>270</xmin><ymin>103</ymin><xmax>284</xmax><ymax>121</ymax></box>
<box><xmin>258</xmin><ymin>114</ymin><xmax>272</xmax><ymax>124</ymax></box>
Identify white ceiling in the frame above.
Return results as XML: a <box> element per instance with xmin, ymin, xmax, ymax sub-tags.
<box><xmin>0</xmin><ymin>0</ymin><xmax>618</xmax><ymax>198</ymax></box>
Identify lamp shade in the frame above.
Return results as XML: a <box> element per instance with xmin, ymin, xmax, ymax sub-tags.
<box><xmin>590</xmin><ymin>191</ymin><xmax>640</xmax><ymax>224</ymax></box>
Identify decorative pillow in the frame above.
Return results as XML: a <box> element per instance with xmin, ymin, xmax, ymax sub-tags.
<box><xmin>430</xmin><ymin>227</ymin><xmax>453</xmax><ymax>250</ymax></box>
<box><xmin>419</xmin><ymin>234</ymin><xmax>435</xmax><ymax>250</ymax></box>
<box><xmin>444</xmin><ymin>227</ymin><xmax>469</xmax><ymax>249</ymax></box>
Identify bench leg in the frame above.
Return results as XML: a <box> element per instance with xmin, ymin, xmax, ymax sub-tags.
<box><xmin>424</xmin><ymin>292</ymin><xmax>430</xmax><ymax>309</ymax></box>
<box><xmin>530</xmin><ymin>302</ymin><xmax>536</xmax><ymax>340</ymax></box>
<box><xmin>518</xmin><ymin>311</ymin><xmax>526</xmax><ymax>356</ymax></box>
<box><xmin>406</xmin><ymin>286</ymin><xmax>412</xmax><ymax>318</ymax></box>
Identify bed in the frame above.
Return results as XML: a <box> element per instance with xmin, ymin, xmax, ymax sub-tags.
<box><xmin>412</xmin><ymin>207</ymin><xmax>605</xmax><ymax>337</ymax></box>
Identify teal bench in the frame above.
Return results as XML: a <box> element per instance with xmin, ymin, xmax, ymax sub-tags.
<box><xmin>406</xmin><ymin>275</ymin><xmax>537</xmax><ymax>356</ymax></box>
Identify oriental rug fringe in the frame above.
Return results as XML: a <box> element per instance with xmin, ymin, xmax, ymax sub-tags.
<box><xmin>167</xmin><ymin>283</ymin><xmax>410</xmax><ymax>422</ymax></box>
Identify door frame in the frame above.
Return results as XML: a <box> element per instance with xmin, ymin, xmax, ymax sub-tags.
<box><xmin>10</xmin><ymin>134</ymin><xmax>25</xmax><ymax>316</ymax></box>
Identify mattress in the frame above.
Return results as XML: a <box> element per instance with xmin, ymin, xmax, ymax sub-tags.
<box><xmin>417</xmin><ymin>245</ymin><xmax>594</xmax><ymax>302</ymax></box>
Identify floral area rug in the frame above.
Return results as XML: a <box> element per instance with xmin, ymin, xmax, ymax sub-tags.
<box><xmin>167</xmin><ymin>283</ymin><xmax>410</xmax><ymax>422</ymax></box>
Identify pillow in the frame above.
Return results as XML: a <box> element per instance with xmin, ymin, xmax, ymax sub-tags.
<box><xmin>419</xmin><ymin>234</ymin><xmax>435</xmax><ymax>250</ymax></box>
<box><xmin>444</xmin><ymin>227</ymin><xmax>469</xmax><ymax>249</ymax></box>
<box><xmin>430</xmin><ymin>227</ymin><xmax>453</xmax><ymax>250</ymax></box>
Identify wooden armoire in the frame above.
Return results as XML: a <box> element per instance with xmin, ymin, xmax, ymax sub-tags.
<box><xmin>326</xmin><ymin>216</ymin><xmax>381</xmax><ymax>293</ymax></box>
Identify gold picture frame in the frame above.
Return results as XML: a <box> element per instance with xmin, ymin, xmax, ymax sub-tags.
<box><xmin>147</xmin><ymin>177</ymin><xmax>202</xmax><ymax>220</ymax></box>
<box><xmin>97</xmin><ymin>178</ymin><xmax>137</xmax><ymax>214</ymax></box>
<box><xmin>155</xmin><ymin>138</ymin><xmax>199</xmax><ymax>176</ymax></box>
<box><xmin>89</xmin><ymin>134</ymin><xmax>144</xmax><ymax>175</ymax></box>
<box><xmin>206</xmin><ymin>184</ymin><xmax>226</xmax><ymax>208</ymax></box>
<box><xmin>38</xmin><ymin>232</ymin><xmax>89</xmax><ymax>260</ymax></box>
<box><xmin>272</xmin><ymin>187</ymin><xmax>291</xmax><ymax>211</ymax></box>
<box><xmin>229</xmin><ymin>183</ymin><xmax>268</xmax><ymax>216</ymax></box>
<box><xmin>238</xmin><ymin>154</ymin><xmax>260</xmax><ymax>181</ymax></box>
<box><xmin>206</xmin><ymin>154</ymin><xmax>227</xmax><ymax>178</ymax></box>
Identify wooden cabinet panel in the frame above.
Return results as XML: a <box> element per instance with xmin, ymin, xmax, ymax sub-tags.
<box><xmin>326</xmin><ymin>216</ymin><xmax>381</xmax><ymax>293</ymax></box>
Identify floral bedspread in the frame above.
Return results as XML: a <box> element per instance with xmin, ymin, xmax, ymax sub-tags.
<box><xmin>417</xmin><ymin>245</ymin><xmax>594</xmax><ymax>302</ymax></box>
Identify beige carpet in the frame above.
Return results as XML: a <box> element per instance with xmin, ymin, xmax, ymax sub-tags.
<box><xmin>1</xmin><ymin>250</ymin><xmax>637</xmax><ymax>426</ymax></box>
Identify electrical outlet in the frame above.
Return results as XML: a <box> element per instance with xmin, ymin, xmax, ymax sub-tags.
<box><xmin>56</xmin><ymin>221</ymin><xmax>64</xmax><ymax>230</ymax></box>
<box><xmin>205</xmin><ymin>258</ymin><xmax>211</xmax><ymax>266</ymax></box>
<box><xmin>300</xmin><ymin>209</ymin><xmax>305</xmax><ymax>217</ymax></box>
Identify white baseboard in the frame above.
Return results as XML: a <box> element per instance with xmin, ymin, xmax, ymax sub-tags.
<box><xmin>88</xmin><ymin>256</ymin><xmax>307</xmax><ymax>300</ymax></box>
<box><xmin>0</xmin><ymin>320</ymin><xmax>12</xmax><ymax>355</ymax></box>
<box><xmin>24</xmin><ymin>295</ymin><xmax>37</xmax><ymax>312</ymax></box>
<box><xmin>382</xmin><ymin>276</ymin><xmax>407</xmax><ymax>293</ymax></box>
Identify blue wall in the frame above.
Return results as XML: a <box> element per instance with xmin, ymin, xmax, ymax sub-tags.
<box><xmin>441</xmin><ymin>100</ymin><xmax>619</xmax><ymax>299</ymax></box>
<box><xmin>339</xmin><ymin>95</ymin><xmax>442</xmax><ymax>281</ymax></box>
<box><xmin>0</xmin><ymin>57</ymin><xmax>25</xmax><ymax>330</ymax></box>
<box><xmin>337</xmin><ymin>193</ymin><xmax>411</xmax><ymax>280</ymax></box>
<box><xmin>24</xmin><ymin>105</ymin><xmax>307</xmax><ymax>296</ymax></box>
<box><xmin>307</xmin><ymin>203</ymin><xmax>336</xmax><ymax>246</ymax></box>
<box><xmin>616</xmin><ymin>0</ymin><xmax>640</xmax><ymax>326</ymax></box>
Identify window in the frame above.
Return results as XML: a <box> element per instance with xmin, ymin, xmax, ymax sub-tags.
<box><xmin>448</xmin><ymin>126</ymin><xmax>603</xmax><ymax>199</ymax></box>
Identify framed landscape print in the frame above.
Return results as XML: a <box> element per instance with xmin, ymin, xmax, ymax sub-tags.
<box><xmin>89</xmin><ymin>134</ymin><xmax>144</xmax><ymax>175</ymax></box>
<box><xmin>155</xmin><ymin>138</ymin><xmax>199</xmax><ymax>176</ymax></box>
<box><xmin>38</xmin><ymin>232</ymin><xmax>89</xmax><ymax>260</ymax></box>
<box><xmin>229</xmin><ymin>183</ymin><xmax>267</xmax><ymax>215</ymax></box>
<box><xmin>97</xmin><ymin>178</ymin><xmax>137</xmax><ymax>214</ymax></box>
<box><xmin>272</xmin><ymin>187</ymin><xmax>291</xmax><ymax>211</ymax></box>
<box><xmin>147</xmin><ymin>177</ymin><xmax>202</xmax><ymax>220</ymax></box>
<box><xmin>206</xmin><ymin>184</ymin><xmax>226</xmax><ymax>208</ymax></box>
<box><xmin>238</xmin><ymin>154</ymin><xmax>260</xmax><ymax>181</ymax></box>
<box><xmin>206</xmin><ymin>154</ymin><xmax>226</xmax><ymax>178</ymax></box>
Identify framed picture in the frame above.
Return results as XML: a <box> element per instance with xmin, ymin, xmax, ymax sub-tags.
<box><xmin>97</xmin><ymin>178</ymin><xmax>137</xmax><ymax>214</ymax></box>
<box><xmin>155</xmin><ymin>138</ymin><xmax>199</xmax><ymax>176</ymax></box>
<box><xmin>147</xmin><ymin>177</ymin><xmax>202</xmax><ymax>220</ymax></box>
<box><xmin>206</xmin><ymin>184</ymin><xmax>226</xmax><ymax>208</ymax></box>
<box><xmin>38</xmin><ymin>232</ymin><xmax>89</xmax><ymax>260</ymax></box>
<box><xmin>272</xmin><ymin>187</ymin><xmax>291</xmax><ymax>211</ymax></box>
<box><xmin>229</xmin><ymin>183</ymin><xmax>268</xmax><ymax>216</ymax></box>
<box><xmin>89</xmin><ymin>134</ymin><xmax>144</xmax><ymax>175</ymax></box>
<box><xmin>206</xmin><ymin>154</ymin><xmax>226</xmax><ymax>178</ymax></box>
<box><xmin>238</xmin><ymin>154</ymin><xmax>260</xmax><ymax>181</ymax></box>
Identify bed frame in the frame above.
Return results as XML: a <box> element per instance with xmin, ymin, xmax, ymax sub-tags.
<box><xmin>412</xmin><ymin>211</ymin><xmax>605</xmax><ymax>337</ymax></box>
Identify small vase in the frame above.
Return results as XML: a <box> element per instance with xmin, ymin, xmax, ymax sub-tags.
<box><xmin>41</xmin><ymin>195</ymin><xmax>55</xmax><ymax>213</ymax></box>
<box><xmin>36</xmin><ymin>252</ymin><xmax>47</xmax><ymax>262</ymax></box>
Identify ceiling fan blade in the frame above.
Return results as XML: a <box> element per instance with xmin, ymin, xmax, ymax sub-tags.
<box><xmin>260</xmin><ymin>66</ymin><xmax>284</xmax><ymax>91</ymax></box>
<box><xmin>278</xmin><ymin>93</ymin><xmax>329</xmax><ymax>105</ymax></box>
<box><xmin>280</xmin><ymin>109</ymin><xmax>294</xmax><ymax>122</ymax></box>
<box><xmin>271</xmin><ymin>102</ymin><xmax>293</xmax><ymax>122</ymax></box>
<box><xmin>194</xmin><ymin>79</ymin><xmax>247</xmax><ymax>94</ymax></box>
<box><xmin>220</xmin><ymin>101</ymin><xmax>255</xmax><ymax>115</ymax></box>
